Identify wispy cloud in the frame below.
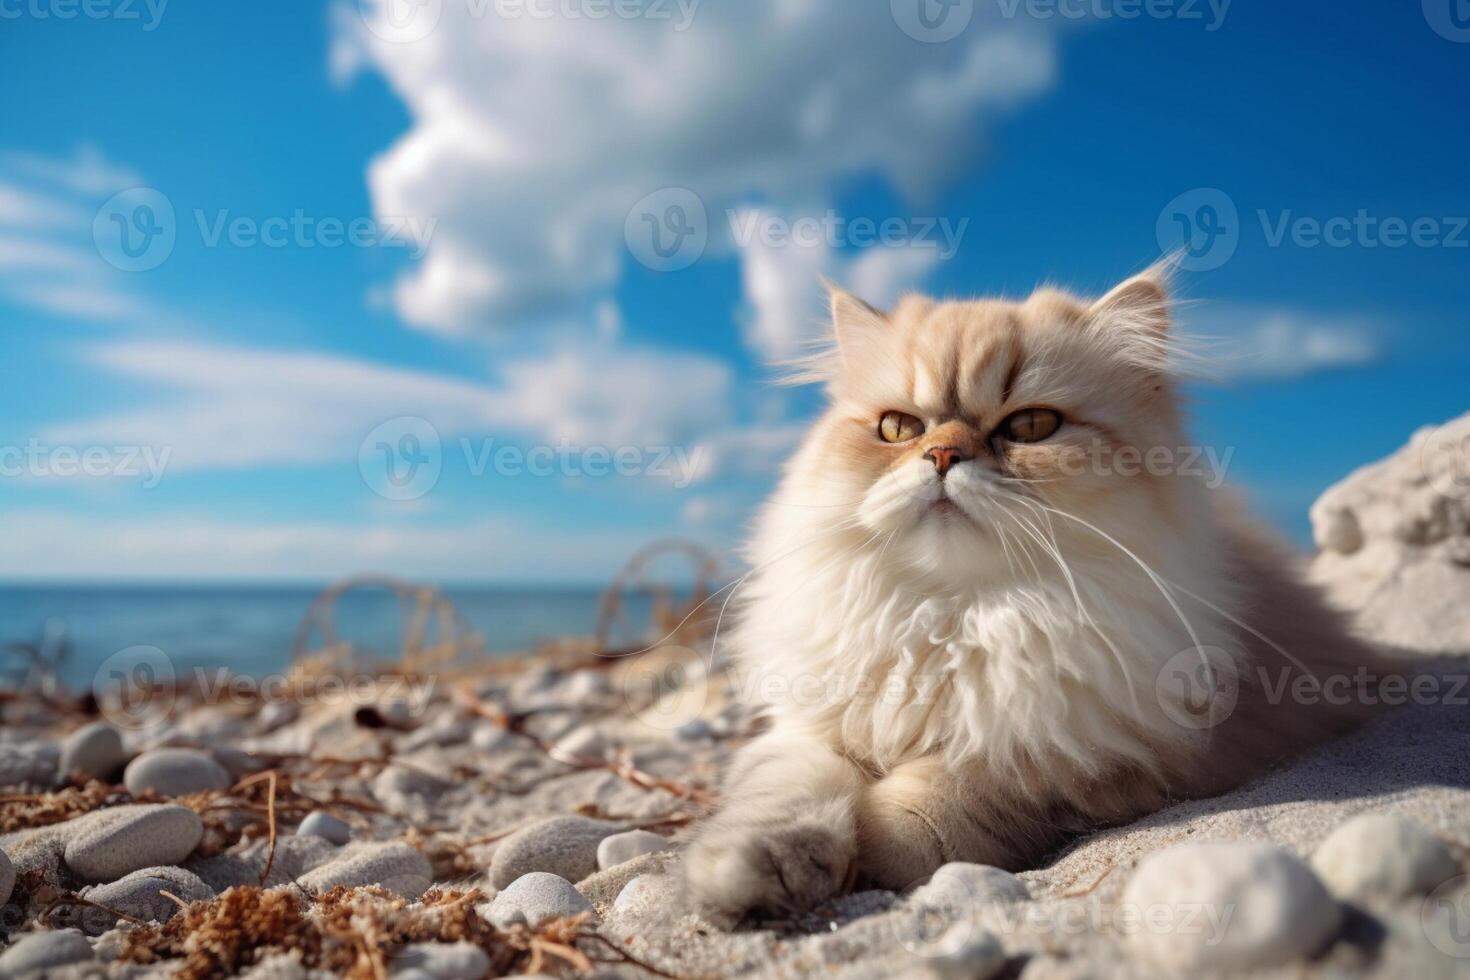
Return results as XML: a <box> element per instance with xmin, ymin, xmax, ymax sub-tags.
<box><xmin>1179</xmin><ymin>305</ymin><xmax>1381</xmax><ymax>382</ymax></box>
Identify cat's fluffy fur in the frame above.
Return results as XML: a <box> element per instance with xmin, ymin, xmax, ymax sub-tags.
<box><xmin>684</xmin><ymin>268</ymin><xmax>1388</xmax><ymax>925</ymax></box>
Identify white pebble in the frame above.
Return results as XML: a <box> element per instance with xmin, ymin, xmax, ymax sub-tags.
<box><xmin>612</xmin><ymin>874</ymin><xmax>664</xmax><ymax>915</ymax></box>
<box><xmin>0</xmin><ymin>849</ymin><xmax>13</xmax><ymax>907</ymax></box>
<box><xmin>79</xmin><ymin>866</ymin><xmax>214</xmax><ymax>932</ymax></box>
<box><xmin>0</xmin><ymin>930</ymin><xmax>94</xmax><ymax>974</ymax></box>
<box><xmin>58</xmin><ymin>722</ymin><xmax>128</xmax><ymax>783</ymax></box>
<box><xmin>63</xmin><ymin>804</ymin><xmax>205</xmax><ymax>883</ymax></box>
<box><xmin>1123</xmin><ymin>841</ymin><xmax>1342</xmax><ymax>971</ymax></box>
<box><xmin>596</xmin><ymin>830</ymin><xmax>672</xmax><ymax>870</ymax></box>
<box><xmin>390</xmin><ymin>941</ymin><xmax>490</xmax><ymax>979</ymax></box>
<box><xmin>490</xmin><ymin>815</ymin><xmax>618</xmax><ymax>888</ymax></box>
<box><xmin>1312</xmin><ymin>813</ymin><xmax>1460</xmax><ymax>902</ymax></box>
<box><xmin>926</xmin><ymin>923</ymin><xmax>1006</xmax><ymax>980</ymax></box>
<box><xmin>124</xmin><ymin>748</ymin><xmax>232</xmax><ymax>798</ymax></box>
<box><xmin>674</xmin><ymin>719</ymin><xmax>713</xmax><ymax>742</ymax></box>
<box><xmin>486</xmin><ymin>872</ymin><xmax>594</xmax><ymax>930</ymax></box>
<box><xmin>297</xmin><ymin>811</ymin><xmax>353</xmax><ymax>846</ymax></box>
<box><xmin>549</xmin><ymin>726</ymin><xmax>611</xmax><ymax>763</ymax></box>
<box><xmin>297</xmin><ymin>841</ymin><xmax>434</xmax><ymax>899</ymax></box>
<box><xmin>910</xmin><ymin>863</ymin><xmax>1030</xmax><ymax>911</ymax></box>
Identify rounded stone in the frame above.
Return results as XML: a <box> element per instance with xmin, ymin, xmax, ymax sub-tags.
<box><xmin>0</xmin><ymin>848</ymin><xmax>13</xmax><ymax>907</ymax></box>
<box><xmin>58</xmin><ymin>722</ymin><xmax>128</xmax><ymax>784</ymax></box>
<box><xmin>927</xmin><ymin>924</ymin><xmax>1006</xmax><ymax>980</ymax></box>
<box><xmin>486</xmin><ymin>872</ymin><xmax>593</xmax><ymax>930</ymax></box>
<box><xmin>490</xmin><ymin>815</ymin><xmax>618</xmax><ymax>888</ymax></box>
<box><xmin>1122</xmin><ymin>841</ymin><xmax>1343</xmax><ymax>971</ymax></box>
<box><xmin>390</xmin><ymin>941</ymin><xmax>490</xmax><ymax>979</ymax></box>
<box><xmin>63</xmin><ymin>804</ymin><xmax>205</xmax><ymax>883</ymax></box>
<box><xmin>297</xmin><ymin>811</ymin><xmax>353</xmax><ymax>846</ymax></box>
<box><xmin>124</xmin><ymin>748</ymin><xmax>232</xmax><ymax>798</ymax></box>
<box><xmin>612</xmin><ymin>874</ymin><xmax>664</xmax><ymax>915</ymax></box>
<box><xmin>596</xmin><ymin>830</ymin><xmax>672</xmax><ymax>871</ymax></box>
<box><xmin>79</xmin><ymin>865</ymin><xmax>214</xmax><ymax>933</ymax></box>
<box><xmin>297</xmin><ymin>841</ymin><xmax>434</xmax><ymax>899</ymax></box>
<box><xmin>549</xmin><ymin>726</ymin><xmax>610</xmax><ymax>763</ymax></box>
<box><xmin>910</xmin><ymin>863</ymin><xmax>1031</xmax><ymax>910</ymax></box>
<box><xmin>1311</xmin><ymin>813</ymin><xmax>1460</xmax><ymax>902</ymax></box>
<box><xmin>0</xmin><ymin>930</ymin><xmax>94</xmax><ymax>974</ymax></box>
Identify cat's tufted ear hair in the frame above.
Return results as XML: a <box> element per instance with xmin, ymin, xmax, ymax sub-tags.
<box><xmin>782</xmin><ymin>282</ymin><xmax>891</xmax><ymax>386</ymax></box>
<box><xmin>1086</xmin><ymin>261</ymin><xmax>1178</xmax><ymax>373</ymax></box>
<box><xmin>828</xmin><ymin>282</ymin><xmax>889</xmax><ymax>357</ymax></box>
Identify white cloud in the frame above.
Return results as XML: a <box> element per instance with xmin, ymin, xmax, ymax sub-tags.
<box><xmin>44</xmin><ymin>337</ymin><xmax>736</xmax><ymax>471</ymax></box>
<box><xmin>0</xmin><ymin>510</ymin><xmax>662</xmax><ymax>582</ymax></box>
<box><xmin>0</xmin><ymin>147</ymin><xmax>154</xmax><ymax>323</ymax></box>
<box><xmin>335</xmin><ymin>0</ymin><xmax>1056</xmax><ymax>333</ymax></box>
<box><xmin>1179</xmin><ymin>306</ymin><xmax>1381</xmax><ymax>382</ymax></box>
<box><xmin>733</xmin><ymin>206</ymin><xmax>945</xmax><ymax>362</ymax></box>
<box><xmin>0</xmin><ymin>145</ymin><xmax>142</xmax><ymax>197</ymax></box>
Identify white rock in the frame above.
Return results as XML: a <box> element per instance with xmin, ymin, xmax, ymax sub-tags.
<box><xmin>124</xmin><ymin>748</ymin><xmax>232</xmax><ymax>797</ymax></box>
<box><xmin>611</xmin><ymin>874</ymin><xmax>664</xmax><ymax>915</ymax></box>
<box><xmin>486</xmin><ymin>872</ymin><xmax>594</xmax><ymax>929</ymax></box>
<box><xmin>0</xmin><ymin>930</ymin><xmax>94</xmax><ymax>974</ymax></box>
<box><xmin>910</xmin><ymin>863</ymin><xmax>1030</xmax><ymax>910</ymax></box>
<box><xmin>401</xmin><ymin>715</ymin><xmax>474</xmax><ymax>751</ymax></box>
<box><xmin>79</xmin><ymin>865</ymin><xmax>214</xmax><ymax>932</ymax></box>
<box><xmin>549</xmin><ymin>726</ymin><xmax>611</xmax><ymax>762</ymax></box>
<box><xmin>258</xmin><ymin>701</ymin><xmax>299</xmax><ymax>732</ymax></box>
<box><xmin>926</xmin><ymin>923</ymin><xmax>1006</xmax><ymax>980</ymax></box>
<box><xmin>1123</xmin><ymin>841</ymin><xmax>1342</xmax><ymax>971</ymax></box>
<box><xmin>674</xmin><ymin>718</ymin><xmax>713</xmax><ymax>742</ymax></box>
<box><xmin>0</xmin><ymin>848</ymin><xmax>13</xmax><ymax>907</ymax></box>
<box><xmin>490</xmin><ymin>815</ymin><xmax>618</xmax><ymax>888</ymax></box>
<box><xmin>390</xmin><ymin>941</ymin><xmax>490</xmax><ymax>979</ymax></box>
<box><xmin>0</xmin><ymin>743</ymin><xmax>58</xmax><ymax>789</ymax></box>
<box><xmin>1309</xmin><ymin>412</ymin><xmax>1470</xmax><ymax>655</ymax></box>
<box><xmin>297</xmin><ymin>811</ymin><xmax>352</xmax><ymax>846</ymax></box>
<box><xmin>58</xmin><ymin>722</ymin><xmax>128</xmax><ymax>783</ymax></box>
<box><xmin>470</xmin><ymin>724</ymin><xmax>514</xmax><ymax>752</ymax></box>
<box><xmin>373</xmin><ymin>763</ymin><xmax>452</xmax><ymax>803</ymax></box>
<box><xmin>1312</xmin><ymin>813</ymin><xmax>1460</xmax><ymax>902</ymax></box>
<box><xmin>63</xmin><ymin>804</ymin><xmax>205</xmax><ymax>883</ymax></box>
<box><xmin>298</xmin><ymin>841</ymin><xmax>433</xmax><ymax>899</ymax></box>
<box><xmin>596</xmin><ymin>830</ymin><xmax>672</xmax><ymax>870</ymax></box>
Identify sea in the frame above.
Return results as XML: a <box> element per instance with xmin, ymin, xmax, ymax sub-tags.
<box><xmin>0</xmin><ymin>584</ymin><xmax>664</xmax><ymax>694</ymax></box>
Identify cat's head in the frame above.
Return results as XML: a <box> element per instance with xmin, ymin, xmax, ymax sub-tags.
<box><xmin>777</xmin><ymin>267</ymin><xmax>1203</xmax><ymax>582</ymax></box>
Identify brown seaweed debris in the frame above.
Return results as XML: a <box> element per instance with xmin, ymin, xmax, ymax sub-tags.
<box><xmin>120</xmin><ymin>884</ymin><xmax>605</xmax><ymax>980</ymax></box>
<box><xmin>0</xmin><ymin>780</ymin><xmax>121</xmax><ymax>833</ymax></box>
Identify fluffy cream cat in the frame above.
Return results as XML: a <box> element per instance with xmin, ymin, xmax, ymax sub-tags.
<box><xmin>685</xmin><ymin>267</ymin><xmax>1387</xmax><ymax>925</ymax></box>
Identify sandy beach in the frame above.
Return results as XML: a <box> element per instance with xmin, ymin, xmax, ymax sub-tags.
<box><xmin>2</xmin><ymin>415</ymin><xmax>1469</xmax><ymax>979</ymax></box>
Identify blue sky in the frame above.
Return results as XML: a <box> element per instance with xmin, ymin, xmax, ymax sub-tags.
<box><xmin>1</xmin><ymin>0</ymin><xmax>1466</xmax><ymax>584</ymax></box>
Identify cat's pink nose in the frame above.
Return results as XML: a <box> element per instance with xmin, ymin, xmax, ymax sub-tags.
<box><xmin>925</xmin><ymin>445</ymin><xmax>968</xmax><ymax>476</ymax></box>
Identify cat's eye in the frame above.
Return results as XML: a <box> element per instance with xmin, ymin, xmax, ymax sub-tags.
<box><xmin>998</xmin><ymin>408</ymin><xmax>1062</xmax><ymax>444</ymax></box>
<box><xmin>878</xmin><ymin>411</ymin><xmax>924</xmax><ymax>444</ymax></box>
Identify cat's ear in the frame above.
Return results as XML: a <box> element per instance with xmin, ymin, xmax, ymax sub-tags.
<box><xmin>1086</xmin><ymin>264</ymin><xmax>1177</xmax><ymax>374</ymax></box>
<box><xmin>1089</xmin><ymin>267</ymin><xmax>1172</xmax><ymax>336</ymax></box>
<box><xmin>826</xmin><ymin>281</ymin><xmax>889</xmax><ymax>357</ymax></box>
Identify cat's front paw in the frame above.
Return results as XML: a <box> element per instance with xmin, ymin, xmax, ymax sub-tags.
<box><xmin>684</xmin><ymin>804</ymin><xmax>856</xmax><ymax>927</ymax></box>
